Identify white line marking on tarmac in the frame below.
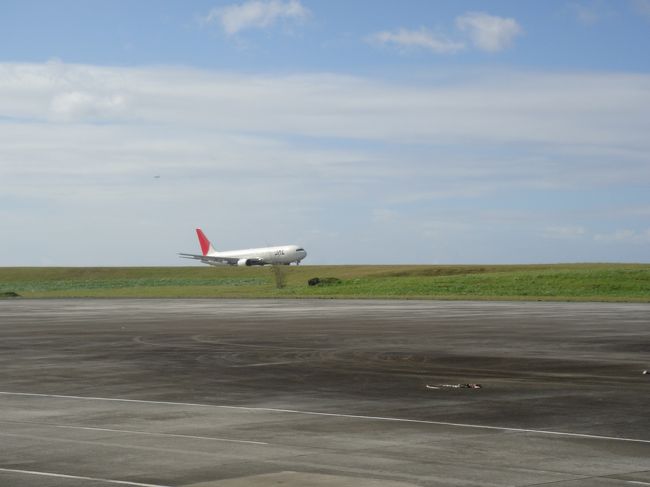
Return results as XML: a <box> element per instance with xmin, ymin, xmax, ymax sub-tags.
<box><xmin>0</xmin><ymin>420</ymin><xmax>268</xmax><ymax>445</ymax></box>
<box><xmin>1</xmin><ymin>391</ymin><xmax>650</xmax><ymax>445</ymax></box>
<box><xmin>0</xmin><ymin>468</ymin><xmax>171</xmax><ymax>487</ymax></box>
<box><xmin>230</xmin><ymin>361</ymin><xmax>299</xmax><ymax>367</ymax></box>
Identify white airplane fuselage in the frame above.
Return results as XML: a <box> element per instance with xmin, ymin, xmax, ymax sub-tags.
<box><xmin>206</xmin><ymin>245</ymin><xmax>306</xmax><ymax>266</ymax></box>
<box><xmin>179</xmin><ymin>229</ymin><xmax>307</xmax><ymax>266</ymax></box>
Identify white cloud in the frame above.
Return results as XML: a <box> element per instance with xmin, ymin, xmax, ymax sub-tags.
<box><xmin>372</xmin><ymin>209</ymin><xmax>400</xmax><ymax>223</ymax></box>
<box><xmin>367</xmin><ymin>28</ymin><xmax>465</xmax><ymax>54</ymax></box>
<box><xmin>369</xmin><ymin>12</ymin><xmax>523</xmax><ymax>56</ymax></box>
<box><xmin>632</xmin><ymin>0</ymin><xmax>650</xmax><ymax>18</ymax></box>
<box><xmin>456</xmin><ymin>12</ymin><xmax>523</xmax><ymax>52</ymax></box>
<box><xmin>594</xmin><ymin>229</ymin><xmax>650</xmax><ymax>244</ymax></box>
<box><xmin>50</xmin><ymin>91</ymin><xmax>127</xmax><ymax>121</ymax></box>
<box><xmin>202</xmin><ymin>0</ymin><xmax>310</xmax><ymax>35</ymax></box>
<box><xmin>543</xmin><ymin>225</ymin><xmax>586</xmax><ymax>239</ymax></box>
<box><xmin>570</xmin><ymin>3</ymin><xmax>600</xmax><ymax>24</ymax></box>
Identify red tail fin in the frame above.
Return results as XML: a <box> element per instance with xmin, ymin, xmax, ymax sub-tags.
<box><xmin>196</xmin><ymin>228</ymin><xmax>213</xmax><ymax>256</ymax></box>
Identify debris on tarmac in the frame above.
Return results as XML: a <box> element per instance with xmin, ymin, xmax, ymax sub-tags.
<box><xmin>426</xmin><ymin>383</ymin><xmax>482</xmax><ymax>390</ymax></box>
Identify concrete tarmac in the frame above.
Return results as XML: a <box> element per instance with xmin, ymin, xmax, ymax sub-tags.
<box><xmin>0</xmin><ymin>299</ymin><xmax>648</xmax><ymax>486</ymax></box>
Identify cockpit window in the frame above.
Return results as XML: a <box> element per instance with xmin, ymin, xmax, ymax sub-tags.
<box><xmin>296</xmin><ymin>248</ymin><xmax>305</xmax><ymax>252</ymax></box>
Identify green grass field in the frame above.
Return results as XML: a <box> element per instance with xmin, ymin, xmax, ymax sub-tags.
<box><xmin>1</xmin><ymin>264</ymin><xmax>649</xmax><ymax>301</ymax></box>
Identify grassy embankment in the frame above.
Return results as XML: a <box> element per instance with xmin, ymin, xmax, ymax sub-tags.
<box><xmin>0</xmin><ymin>264</ymin><xmax>649</xmax><ymax>301</ymax></box>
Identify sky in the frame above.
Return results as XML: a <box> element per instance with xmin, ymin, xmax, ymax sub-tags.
<box><xmin>1</xmin><ymin>0</ymin><xmax>649</xmax><ymax>265</ymax></box>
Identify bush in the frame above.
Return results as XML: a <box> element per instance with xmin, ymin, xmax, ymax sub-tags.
<box><xmin>0</xmin><ymin>291</ymin><xmax>20</xmax><ymax>297</ymax></box>
<box><xmin>308</xmin><ymin>277</ymin><xmax>342</xmax><ymax>287</ymax></box>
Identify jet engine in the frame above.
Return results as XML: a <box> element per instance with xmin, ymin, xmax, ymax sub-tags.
<box><xmin>237</xmin><ymin>258</ymin><xmax>264</xmax><ymax>266</ymax></box>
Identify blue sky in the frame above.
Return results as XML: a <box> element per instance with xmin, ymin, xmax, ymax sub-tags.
<box><xmin>3</xmin><ymin>1</ymin><xmax>650</xmax><ymax>72</ymax></box>
<box><xmin>1</xmin><ymin>0</ymin><xmax>649</xmax><ymax>265</ymax></box>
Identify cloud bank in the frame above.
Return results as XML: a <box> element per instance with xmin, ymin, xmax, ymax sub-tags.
<box><xmin>2</xmin><ymin>62</ymin><xmax>646</xmax><ymax>148</ymax></box>
<box><xmin>1</xmin><ymin>62</ymin><xmax>648</xmax><ymax>264</ymax></box>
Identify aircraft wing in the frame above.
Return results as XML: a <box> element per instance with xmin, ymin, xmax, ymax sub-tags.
<box><xmin>178</xmin><ymin>253</ymin><xmax>240</xmax><ymax>265</ymax></box>
<box><xmin>178</xmin><ymin>253</ymin><xmax>266</xmax><ymax>266</ymax></box>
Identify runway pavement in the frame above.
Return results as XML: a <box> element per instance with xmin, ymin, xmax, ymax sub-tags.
<box><xmin>0</xmin><ymin>299</ymin><xmax>648</xmax><ymax>486</ymax></box>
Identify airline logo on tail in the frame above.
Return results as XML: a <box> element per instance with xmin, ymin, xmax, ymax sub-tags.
<box><xmin>179</xmin><ymin>228</ymin><xmax>307</xmax><ymax>267</ymax></box>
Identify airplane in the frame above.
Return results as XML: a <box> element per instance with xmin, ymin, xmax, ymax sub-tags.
<box><xmin>179</xmin><ymin>228</ymin><xmax>307</xmax><ymax>266</ymax></box>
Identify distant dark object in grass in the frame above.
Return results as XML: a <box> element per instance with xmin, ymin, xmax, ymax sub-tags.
<box><xmin>0</xmin><ymin>291</ymin><xmax>20</xmax><ymax>298</ymax></box>
<box><xmin>308</xmin><ymin>277</ymin><xmax>342</xmax><ymax>287</ymax></box>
